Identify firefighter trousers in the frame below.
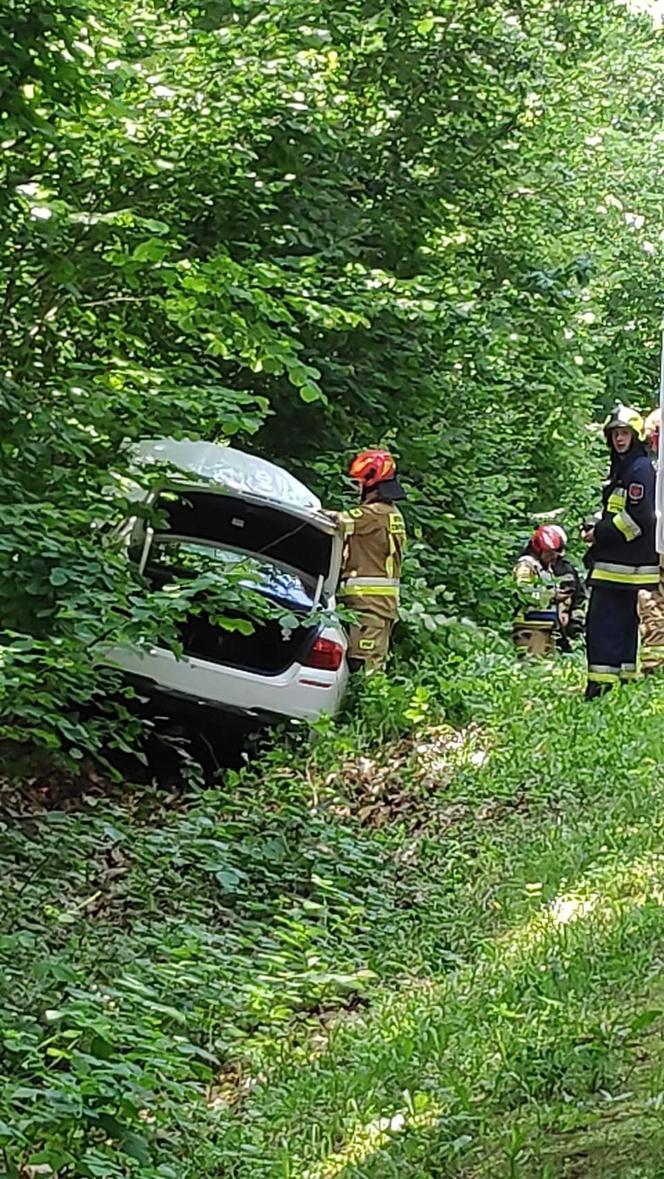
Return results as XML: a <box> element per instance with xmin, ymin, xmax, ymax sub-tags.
<box><xmin>639</xmin><ymin>586</ymin><xmax>664</xmax><ymax>674</ymax></box>
<box><xmin>585</xmin><ymin>584</ymin><xmax>639</xmax><ymax>699</ymax></box>
<box><xmin>512</xmin><ymin>624</ymin><xmax>555</xmax><ymax>657</ymax></box>
<box><xmin>347</xmin><ymin>613</ymin><xmax>392</xmax><ymax>670</ymax></box>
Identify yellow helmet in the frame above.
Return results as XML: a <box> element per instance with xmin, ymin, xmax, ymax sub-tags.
<box><xmin>603</xmin><ymin>404</ymin><xmax>646</xmax><ymax>443</ymax></box>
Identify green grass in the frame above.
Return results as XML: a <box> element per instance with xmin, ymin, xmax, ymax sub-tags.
<box><xmin>2</xmin><ymin>656</ymin><xmax>664</xmax><ymax>1177</ymax></box>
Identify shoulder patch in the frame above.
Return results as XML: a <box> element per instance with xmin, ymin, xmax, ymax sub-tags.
<box><xmin>628</xmin><ymin>482</ymin><xmax>645</xmax><ymax>501</ymax></box>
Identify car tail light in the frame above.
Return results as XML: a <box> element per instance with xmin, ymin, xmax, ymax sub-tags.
<box><xmin>303</xmin><ymin>636</ymin><xmax>344</xmax><ymax>671</ymax></box>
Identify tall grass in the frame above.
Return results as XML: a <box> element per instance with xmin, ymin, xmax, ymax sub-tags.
<box><xmin>2</xmin><ymin>652</ymin><xmax>663</xmax><ymax>1176</ymax></box>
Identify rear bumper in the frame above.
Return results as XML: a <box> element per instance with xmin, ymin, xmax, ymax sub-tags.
<box><xmin>120</xmin><ymin>673</ymin><xmax>286</xmax><ymax>726</ymax></box>
<box><xmin>105</xmin><ymin>639</ymin><xmax>349</xmax><ymax>723</ymax></box>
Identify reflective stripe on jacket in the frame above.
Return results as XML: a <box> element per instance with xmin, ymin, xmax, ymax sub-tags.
<box><xmin>589</xmin><ymin>450</ymin><xmax>658</xmax><ymax>590</ymax></box>
<box><xmin>339</xmin><ymin>501</ymin><xmax>405</xmax><ymax>621</ymax></box>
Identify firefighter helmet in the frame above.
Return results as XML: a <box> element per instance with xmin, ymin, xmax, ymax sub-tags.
<box><xmin>645</xmin><ymin>408</ymin><xmax>661</xmax><ymax>454</ymax></box>
<box><xmin>531</xmin><ymin>525</ymin><xmax>565</xmax><ymax>557</ymax></box>
<box><xmin>348</xmin><ymin>449</ymin><xmax>397</xmax><ymax>489</ymax></box>
<box><xmin>603</xmin><ymin>404</ymin><xmax>646</xmax><ymax>443</ymax></box>
<box><xmin>549</xmin><ymin>524</ymin><xmax>568</xmax><ymax>547</ymax></box>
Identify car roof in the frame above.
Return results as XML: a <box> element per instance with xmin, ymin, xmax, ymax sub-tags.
<box><xmin>132</xmin><ymin>438</ymin><xmax>322</xmax><ymax>513</ymax></box>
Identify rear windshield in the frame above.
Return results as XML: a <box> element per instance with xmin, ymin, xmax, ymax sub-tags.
<box><xmin>148</xmin><ymin>538</ymin><xmax>316</xmax><ymax>610</ymax></box>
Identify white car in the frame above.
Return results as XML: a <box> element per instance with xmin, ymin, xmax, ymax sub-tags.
<box><xmin>106</xmin><ymin>439</ymin><xmax>349</xmax><ymax>724</ymax></box>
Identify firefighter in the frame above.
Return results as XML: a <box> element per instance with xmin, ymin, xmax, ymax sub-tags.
<box><xmin>638</xmin><ymin>408</ymin><xmax>664</xmax><ymax>674</ymax></box>
<box><xmin>513</xmin><ymin>525</ymin><xmax>584</xmax><ymax>655</ymax></box>
<box><xmin>583</xmin><ymin>404</ymin><xmax>658</xmax><ymax>698</ymax></box>
<box><xmin>335</xmin><ymin>449</ymin><xmax>407</xmax><ymax>671</ymax></box>
<box><xmin>548</xmin><ymin>525</ymin><xmax>587</xmax><ymax>651</ymax></box>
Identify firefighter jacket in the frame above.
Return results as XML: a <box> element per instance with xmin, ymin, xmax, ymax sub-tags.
<box><xmin>513</xmin><ymin>554</ymin><xmax>558</xmax><ymax>631</ymax></box>
<box><xmin>338</xmin><ymin>500</ymin><xmax>406</xmax><ymax>621</ymax></box>
<box><xmin>513</xmin><ymin>551</ymin><xmax>586</xmax><ymax>640</ymax></box>
<box><xmin>588</xmin><ymin>448</ymin><xmax>658</xmax><ymax>590</ymax></box>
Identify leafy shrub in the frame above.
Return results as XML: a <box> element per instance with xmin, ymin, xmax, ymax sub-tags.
<box><xmin>2</xmin><ymin>0</ymin><xmax>664</xmax><ymax>756</ymax></box>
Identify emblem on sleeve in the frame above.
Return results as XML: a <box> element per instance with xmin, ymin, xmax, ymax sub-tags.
<box><xmin>628</xmin><ymin>482</ymin><xmax>644</xmax><ymax>501</ymax></box>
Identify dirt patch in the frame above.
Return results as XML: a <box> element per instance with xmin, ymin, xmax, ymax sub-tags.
<box><xmin>323</xmin><ymin>725</ymin><xmax>473</xmax><ymax>827</ymax></box>
<box><xmin>321</xmin><ymin>725</ymin><xmax>522</xmax><ymax>836</ymax></box>
<box><xmin>0</xmin><ymin>742</ymin><xmax>113</xmax><ymax>816</ymax></box>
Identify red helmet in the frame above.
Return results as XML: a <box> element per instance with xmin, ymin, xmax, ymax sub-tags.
<box><xmin>531</xmin><ymin>525</ymin><xmax>564</xmax><ymax>557</ymax></box>
<box><xmin>348</xmin><ymin>448</ymin><xmax>396</xmax><ymax>489</ymax></box>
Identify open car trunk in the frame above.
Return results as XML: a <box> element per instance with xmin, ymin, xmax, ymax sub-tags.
<box><xmin>136</xmin><ymin>489</ymin><xmax>340</xmax><ymax>676</ymax></box>
<box><xmin>146</xmin><ymin>558</ymin><xmax>319</xmax><ymax>675</ymax></box>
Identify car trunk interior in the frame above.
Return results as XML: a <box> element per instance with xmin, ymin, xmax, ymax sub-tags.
<box><xmin>140</xmin><ymin>491</ymin><xmax>331</xmax><ymax>675</ymax></box>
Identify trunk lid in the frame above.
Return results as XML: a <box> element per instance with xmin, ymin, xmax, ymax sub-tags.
<box><xmin>129</xmin><ymin>439</ymin><xmax>343</xmax><ymax>599</ymax></box>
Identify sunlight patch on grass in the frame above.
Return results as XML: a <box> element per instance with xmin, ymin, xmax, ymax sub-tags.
<box><xmin>274</xmin><ymin>851</ymin><xmax>664</xmax><ymax>1179</ymax></box>
<box><xmin>302</xmin><ymin>1102</ymin><xmax>442</xmax><ymax>1179</ymax></box>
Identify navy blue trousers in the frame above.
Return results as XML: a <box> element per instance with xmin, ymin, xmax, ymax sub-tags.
<box><xmin>585</xmin><ymin>584</ymin><xmax>639</xmax><ymax>698</ymax></box>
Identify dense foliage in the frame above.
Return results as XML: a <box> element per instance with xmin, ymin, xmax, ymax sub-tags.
<box><xmin>2</xmin><ymin>0</ymin><xmax>664</xmax><ymax>757</ymax></box>
<box><xmin>3</xmin><ymin>652</ymin><xmax>664</xmax><ymax>1176</ymax></box>
<box><xmin>4</xmin><ymin>6</ymin><xmax>664</xmax><ymax>1172</ymax></box>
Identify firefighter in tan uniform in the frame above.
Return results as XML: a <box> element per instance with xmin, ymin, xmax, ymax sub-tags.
<box><xmin>512</xmin><ymin>525</ymin><xmax>585</xmax><ymax>656</ymax></box>
<box><xmin>639</xmin><ymin>408</ymin><xmax>664</xmax><ymax>674</ymax></box>
<box><xmin>336</xmin><ymin>449</ymin><xmax>406</xmax><ymax>671</ymax></box>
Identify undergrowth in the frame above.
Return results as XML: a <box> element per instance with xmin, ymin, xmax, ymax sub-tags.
<box><xmin>2</xmin><ymin>650</ymin><xmax>664</xmax><ymax>1177</ymax></box>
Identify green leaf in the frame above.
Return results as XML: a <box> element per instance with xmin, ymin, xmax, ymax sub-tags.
<box><xmin>131</xmin><ymin>239</ymin><xmax>170</xmax><ymax>263</ymax></box>
<box><xmin>630</xmin><ymin>1009</ymin><xmax>662</xmax><ymax>1033</ymax></box>
<box><xmin>299</xmin><ymin>382</ymin><xmax>325</xmax><ymax>404</ymax></box>
<box><xmin>141</xmin><ymin>218</ymin><xmax>170</xmax><ymax>235</ymax></box>
<box><xmin>121</xmin><ymin>1132</ymin><xmax>152</xmax><ymax>1165</ymax></box>
<box><xmin>215</xmin><ymin>868</ymin><xmax>243</xmax><ymax>891</ymax></box>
